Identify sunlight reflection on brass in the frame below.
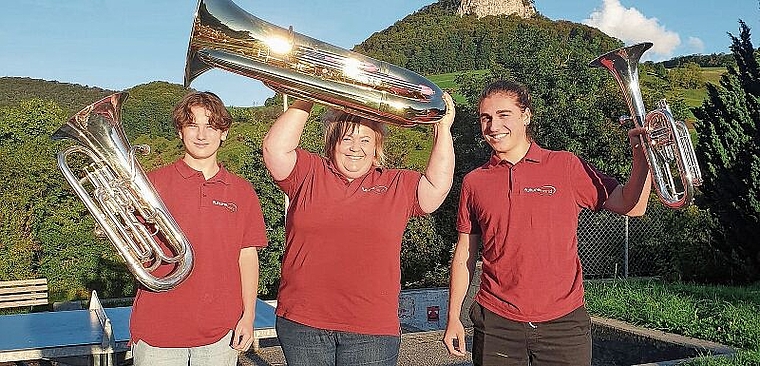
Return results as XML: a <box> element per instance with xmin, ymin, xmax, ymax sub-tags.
<box><xmin>264</xmin><ymin>36</ymin><xmax>293</xmax><ymax>55</ymax></box>
<box><xmin>387</xmin><ymin>99</ymin><xmax>407</xmax><ymax>111</ymax></box>
<box><xmin>342</xmin><ymin>58</ymin><xmax>363</xmax><ymax>79</ymax></box>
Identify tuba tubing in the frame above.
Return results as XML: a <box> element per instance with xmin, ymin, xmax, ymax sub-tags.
<box><xmin>52</xmin><ymin>92</ymin><xmax>193</xmax><ymax>292</ymax></box>
<box><xmin>184</xmin><ymin>0</ymin><xmax>447</xmax><ymax>127</ymax></box>
<box><xmin>589</xmin><ymin>42</ymin><xmax>703</xmax><ymax>209</ymax></box>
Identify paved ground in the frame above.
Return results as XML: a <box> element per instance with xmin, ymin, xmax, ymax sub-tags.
<box><xmin>239</xmin><ymin>281</ymin><xmax>479</xmax><ymax>366</ymax></box>
<box><xmin>1</xmin><ymin>319</ymin><xmax>736</xmax><ymax>366</ymax></box>
<box><xmin>239</xmin><ymin>329</ymin><xmax>474</xmax><ymax>366</ymax></box>
<box><xmin>0</xmin><ymin>331</ymin><xmax>473</xmax><ymax>366</ymax></box>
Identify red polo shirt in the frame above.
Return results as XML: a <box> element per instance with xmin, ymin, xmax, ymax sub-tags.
<box><xmin>457</xmin><ymin>143</ymin><xmax>619</xmax><ymax>322</ymax></box>
<box><xmin>275</xmin><ymin>148</ymin><xmax>425</xmax><ymax>336</ymax></box>
<box><xmin>130</xmin><ymin>159</ymin><xmax>268</xmax><ymax>347</ymax></box>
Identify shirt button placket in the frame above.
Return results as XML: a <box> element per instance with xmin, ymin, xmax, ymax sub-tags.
<box><xmin>201</xmin><ymin>182</ymin><xmax>208</xmax><ymax>207</ymax></box>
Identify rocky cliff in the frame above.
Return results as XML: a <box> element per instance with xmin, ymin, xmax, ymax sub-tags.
<box><xmin>457</xmin><ymin>0</ymin><xmax>537</xmax><ymax>18</ymax></box>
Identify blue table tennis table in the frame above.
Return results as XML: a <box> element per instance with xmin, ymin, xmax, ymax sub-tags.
<box><xmin>0</xmin><ymin>291</ymin><xmax>277</xmax><ymax>365</ymax></box>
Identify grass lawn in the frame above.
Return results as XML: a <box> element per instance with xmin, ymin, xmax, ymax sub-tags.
<box><xmin>428</xmin><ymin>69</ymin><xmax>489</xmax><ymax>105</ymax></box>
<box><xmin>585</xmin><ymin>279</ymin><xmax>760</xmax><ymax>365</ymax></box>
<box><xmin>701</xmin><ymin>67</ymin><xmax>727</xmax><ymax>85</ymax></box>
<box><xmin>677</xmin><ymin>67</ymin><xmax>728</xmax><ymax>113</ymax></box>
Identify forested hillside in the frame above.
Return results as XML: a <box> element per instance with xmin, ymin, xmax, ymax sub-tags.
<box><xmin>355</xmin><ymin>3</ymin><xmax>617</xmax><ymax>76</ymax></box>
<box><xmin>661</xmin><ymin>53</ymin><xmax>735</xmax><ymax>68</ymax></box>
<box><xmin>0</xmin><ymin>77</ymin><xmax>113</xmax><ymax>115</ymax></box>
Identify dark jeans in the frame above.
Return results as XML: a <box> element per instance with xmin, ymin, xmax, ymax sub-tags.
<box><xmin>470</xmin><ymin>303</ymin><xmax>592</xmax><ymax>366</ymax></box>
<box><xmin>276</xmin><ymin>316</ymin><xmax>400</xmax><ymax>366</ymax></box>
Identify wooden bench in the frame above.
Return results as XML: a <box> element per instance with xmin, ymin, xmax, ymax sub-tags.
<box><xmin>0</xmin><ymin>279</ymin><xmax>49</xmax><ymax>310</ymax></box>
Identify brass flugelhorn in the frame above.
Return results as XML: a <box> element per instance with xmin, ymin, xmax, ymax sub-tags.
<box><xmin>590</xmin><ymin>42</ymin><xmax>703</xmax><ymax>209</ymax></box>
<box><xmin>52</xmin><ymin>93</ymin><xmax>193</xmax><ymax>292</ymax></box>
<box><xmin>184</xmin><ymin>0</ymin><xmax>446</xmax><ymax>127</ymax></box>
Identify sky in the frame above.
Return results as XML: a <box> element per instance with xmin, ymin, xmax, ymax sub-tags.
<box><xmin>2</xmin><ymin>0</ymin><xmax>759</xmax><ymax>107</ymax></box>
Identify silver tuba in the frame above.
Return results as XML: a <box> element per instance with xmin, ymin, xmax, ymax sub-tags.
<box><xmin>52</xmin><ymin>92</ymin><xmax>193</xmax><ymax>292</ymax></box>
<box><xmin>184</xmin><ymin>0</ymin><xmax>446</xmax><ymax>127</ymax></box>
<box><xmin>590</xmin><ymin>42</ymin><xmax>703</xmax><ymax>209</ymax></box>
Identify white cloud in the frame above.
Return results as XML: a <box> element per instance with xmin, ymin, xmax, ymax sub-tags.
<box><xmin>583</xmin><ymin>0</ymin><xmax>680</xmax><ymax>61</ymax></box>
<box><xmin>686</xmin><ymin>37</ymin><xmax>705</xmax><ymax>54</ymax></box>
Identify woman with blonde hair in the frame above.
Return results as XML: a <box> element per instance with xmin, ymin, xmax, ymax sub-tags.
<box><xmin>262</xmin><ymin>95</ymin><xmax>455</xmax><ymax>366</ymax></box>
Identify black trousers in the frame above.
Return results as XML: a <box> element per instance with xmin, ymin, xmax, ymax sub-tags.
<box><xmin>470</xmin><ymin>303</ymin><xmax>592</xmax><ymax>366</ymax></box>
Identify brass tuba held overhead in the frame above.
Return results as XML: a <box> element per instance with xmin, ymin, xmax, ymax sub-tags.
<box><xmin>184</xmin><ymin>0</ymin><xmax>446</xmax><ymax>127</ymax></box>
<box><xmin>52</xmin><ymin>93</ymin><xmax>193</xmax><ymax>292</ymax></box>
<box><xmin>590</xmin><ymin>42</ymin><xmax>703</xmax><ymax>209</ymax></box>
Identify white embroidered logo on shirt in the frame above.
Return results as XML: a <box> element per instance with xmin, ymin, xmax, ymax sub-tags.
<box><xmin>213</xmin><ymin>200</ymin><xmax>238</xmax><ymax>212</ymax></box>
<box><xmin>523</xmin><ymin>185</ymin><xmax>557</xmax><ymax>196</ymax></box>
<box><xmin>361</xmin><ymin>185</ymin><xmax>388</xmax><ymax>194</ymax></box>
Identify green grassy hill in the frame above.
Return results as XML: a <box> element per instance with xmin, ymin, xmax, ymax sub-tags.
<box><xmin>702</xmin><ymin>66</ymin><xmax>727</xmax><ymax>84</ymax></box>
<box><xmin>683</xmin><ymin>66</ymin><xmax>727</xmax><ymax>108</ymax></box>
<box><xmin>427</xmin><ymin>70</ymin><xmax>489</xmax><ymax>105</ymax></box>
<box><xmin>669</xmin><ymin>66</ymin><xmax>727</xmax><ymax>122</ymax></box>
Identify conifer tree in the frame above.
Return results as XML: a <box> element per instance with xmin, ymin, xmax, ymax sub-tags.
<box><xmin>692</xmin><ymin>20</ymin><xmax>760</xmax><ymax>279</ymax></box>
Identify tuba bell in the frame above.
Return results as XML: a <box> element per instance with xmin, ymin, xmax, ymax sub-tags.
<box><xmin>590</xmin><ymin>42</ymin><xmax>703</xmax><ymax>209</ymax></box>
<box><xmin>52</xmin><ymin>92</ymin><xmax>193</xmax><ymax>292</ymax></box>
<box><xmin>184</xmin><ymin>0</ymin><xmax>446</xmax><ymax>127</ymax></box>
